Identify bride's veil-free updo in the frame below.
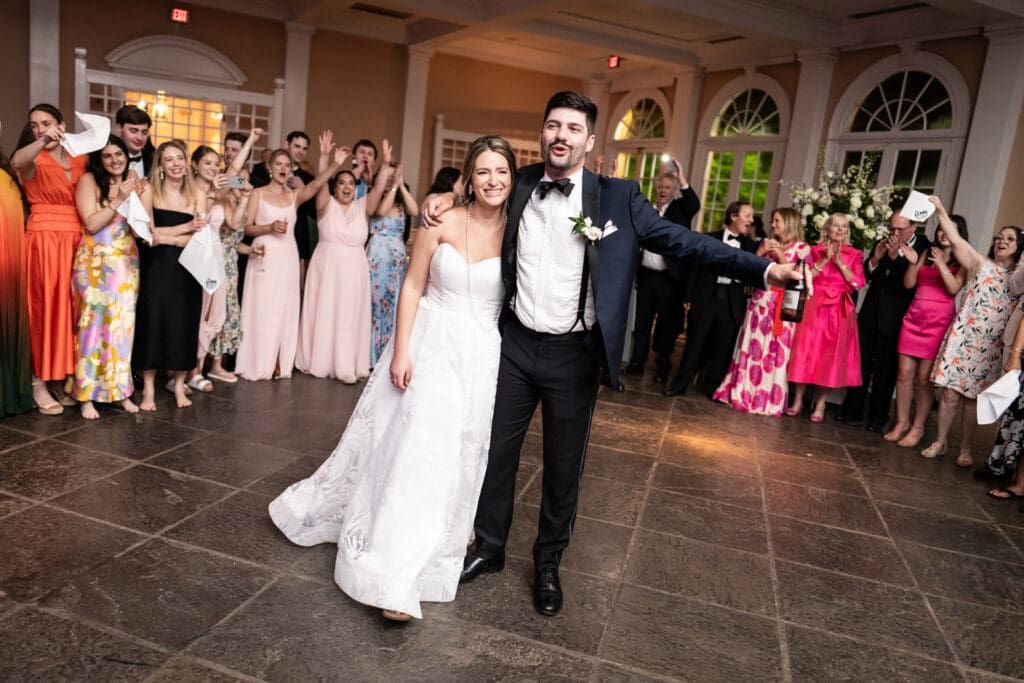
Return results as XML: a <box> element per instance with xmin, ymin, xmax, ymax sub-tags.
<box><xmin>458</xmin><ymin>135</ymin><xmax>517</xmax><ymax>211</ymax></box>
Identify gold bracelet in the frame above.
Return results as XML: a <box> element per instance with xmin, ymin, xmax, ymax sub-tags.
<box><xmin>1013</xmin><ymin>347</ymin><xmax>1023</xmax><ymax>354</ymax></box>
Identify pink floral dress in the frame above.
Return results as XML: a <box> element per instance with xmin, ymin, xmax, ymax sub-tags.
<box><xmin>713</xmin><ymin>241</ymin><xmax>811</xmax><ymax>416</ymax></box>
<box><xmin>931</xmin><ymin>259</ymin><xmax>1017</xmax><ymax>399</ymax></box>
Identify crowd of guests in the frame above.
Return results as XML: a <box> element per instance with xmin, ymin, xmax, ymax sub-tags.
<box><xmin>631</xmin><ymin>186</ymin><xmax>1024</xmax><ymax>503</ymax></box>
<box><xmin>0</xmin><ymin>103</ymin><xmax>451</xmax><ymax>420</ymax></box>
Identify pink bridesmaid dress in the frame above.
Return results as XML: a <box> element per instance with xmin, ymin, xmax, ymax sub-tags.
<box><xmin>235</xmin><ymin>196</ymin><xmax>300</xmax><ymax>380</ymax></box>
<box><xmin>296</xmin><ymin>196</ymin><xmax>372</xmax><ymax>383</ymax></box>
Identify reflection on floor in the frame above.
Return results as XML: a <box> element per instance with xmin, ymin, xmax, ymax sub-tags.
<box><xmin>1</xmin><ymin>370</ymin><xmax>1023</xmax><ymax>681</ymax></box>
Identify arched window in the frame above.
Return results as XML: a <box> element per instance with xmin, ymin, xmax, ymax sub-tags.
<box><xmin>828</xmin><ymin>54</ymin><xmax>969</xmax><ymax>207</ymax></box>
<box><xmin>605</xmin><ymin>91</ymin><xmax>671</xmax><ymax>200</ymax></box>
<box><xmin>692</xmin><ymin>77</ymin><xmax>789</xmax><ymax>232</ymax></box>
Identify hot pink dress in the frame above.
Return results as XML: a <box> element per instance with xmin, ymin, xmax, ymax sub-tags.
<box><xmin>235</xmin><ymin>195</ymin><xmax>300</xmax><ymax>380</ymax></box>
<box><xmin>296</xmin><ymin>197</ymin><xmax>372</xmax><ymax>382</ymax></box>
<box><xmin>713</xmin><ymin>241</ymin><xmax>810</xmax><ymax>416</ymax></box>
<box><xmin>788</xmin><ymin>244</ymin><xmax>865</xmax><ymax>388</ymax></box>
<box><xmin>897</xmin><ymin>263</ymin><xmax>958</xmax><ymax>360</ymax></box>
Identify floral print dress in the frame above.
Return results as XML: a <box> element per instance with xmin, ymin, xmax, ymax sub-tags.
<box><xmin>367</xmin><ymin>210</ymin><xmax>407</xmax><ymax>367</ymax></box>
<box><xmin>713</xmin><ymin>241</ymin><xmax>810</xmax><ymax>416</ymax></box>
<box><xmin>210</xmin><ymin>218</ymin><xmax>244</xmax><ymax>357</ymax></box>
<box><xmin>68</xmin><ymin>213</ymin><xmax>139</xmax><ymax>402</ymax></box>
<box><xmin>931</xmin><ymin>259</ymin><xmax>1017</xmax><ymax>399</ymax></box>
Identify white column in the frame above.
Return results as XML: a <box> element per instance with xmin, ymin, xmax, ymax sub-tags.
<box><xmin>954</xmin><ymin>27</ymin><xmax>1024</xmax><ymax>252</ymax></box>
<box><xmin>781</xmin><ymin>49</ymin><xmax>837</xmax><ymax>187</ymax></box>
<box><xmin>270</xmin><ymin>77</ymin><xmax>286</xmax><ymax>148</ymax></box>
<box><xmin>74</xmin><ymin>48</ymin><xmax>88</xmax><ymax>115</ymax></box>
<box><xmin>399</xmin><ymin>46</ymin><xmax>433</xmax><ymax>196</ymax></box>
<box><xmin>30</xmin><ymin>0</ymin><xmax>60</xmax><ymax>106</ymax></box>
<box><xmin>282</xmin><ymin>22</ymin><xmax>315</xmax><ymax>135</ymax></box>
<box><xmin>667</xmin><ymin>66</ymin><xmax>704</xmax><ymax>175</ymax></box>
<box><xmin>584</xmin><ymin>78</ymin><xmax>611</xmax><ymax>160</ymax></box>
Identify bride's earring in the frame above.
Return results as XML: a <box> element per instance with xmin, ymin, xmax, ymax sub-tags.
<box><xmin>159</xmin><ymin>169</ymin><xmax>165</xmax><ymax>180</ymax></box>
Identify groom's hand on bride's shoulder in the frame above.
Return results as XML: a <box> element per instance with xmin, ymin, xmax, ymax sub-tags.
<box><xmin>420</xmin><ymin>192</ymin><xmax>457</xmax><ymax>227</ymax></box>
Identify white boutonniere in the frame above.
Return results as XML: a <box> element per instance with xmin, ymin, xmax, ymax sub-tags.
<box><xmin>570</xmin><ymin>213</ymin><xmax>617</xmax><ymax>245</ymax></box>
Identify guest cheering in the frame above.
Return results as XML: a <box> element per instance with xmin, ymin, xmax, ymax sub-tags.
<box><xmin>69</xmin><ymin>135</ymin><xmax>146</xmax><ymax>418</ymax></box>
<box><xmin>235</xmin><ymin>142</ymin><xmax>338</xmax><ymax>381</ymax></box>
<box><xmin>884</xmin><ymin>218</ymin><xmax>967</xmax><ymax>447</ymax></box>
<box><xmin>713</xmin><ymin>208</ymin><xmax>810</xmax><ymax>416</ymax></box>
<box><xmin>368</xmin><ymin>160</ymin><xmax>418</xmax><ymax>367</ymax></box>
<box><xmin>787</xmin><ymin>213</ymin><xmax>865</xmax><ymax>422</ymax></box>
<box><xmin>924</xmin><ymin>197</ymin><xmax>1022</xmax><ymax>466</ymax></box>
<box><xmin>296</xmin><ymin>132</ymin><xmax>390</xmax><ymax>382</ymax></box>
<box><xmin>134</xmin><ymin>141</ymin><xmax>207</xmax><ymax>410</ymax></box>
<box><xmin>11</xmin><ymin>104</ymin><xmax>85</xmax><ymax>414</ymax></box>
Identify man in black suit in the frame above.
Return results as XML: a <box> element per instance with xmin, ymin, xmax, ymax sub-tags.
<box><xmin>664</xmin><ymin>201</ymin><xmax>758</xmax><ymax>398</ymax></box>
<box><xmin>837</xmin><ymin>214</ymin><xmax>928</xmax><ymax>430</ymax></box>
<box><xmin>439</xmin><ymin>92</ymin><xmax>801</xmax><ymax>617</ymax></box>
<box><xmin>114</xmin><ymin>105</ymin><xmax>154</xmax><ymax>178</ymax></box>
<box><xmin>624</xmin><ymin>166</ymin><xmax>700</xmax><ymax>382</ymax></box>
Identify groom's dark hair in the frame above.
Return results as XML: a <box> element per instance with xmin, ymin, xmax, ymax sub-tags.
<box><xmin>543</xmin><ymin>91</ymin><xmax>598</xmax><ymax>134</ymax></box>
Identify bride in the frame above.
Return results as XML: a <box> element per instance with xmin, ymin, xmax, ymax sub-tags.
<box><xmin>269</xmin><ymin>135</ymin><xmax>515</xmax><ymax>621</ymax></box>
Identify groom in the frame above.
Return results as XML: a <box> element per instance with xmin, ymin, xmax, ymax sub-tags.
<box><xmin>429</xmin><ymin>91</ymin><xmax>799</xmax><ymax>616</ymax></box>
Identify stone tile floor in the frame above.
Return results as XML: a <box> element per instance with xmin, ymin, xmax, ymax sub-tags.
<box><xmin>1</xmin><ymin>370</ymin><xmax>1023</xmax><ymax>681</ymax></box>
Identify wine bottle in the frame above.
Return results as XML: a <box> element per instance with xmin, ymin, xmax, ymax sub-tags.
<box><xmin>780</xmin><ymin>257</ymin><xmax>807</xmax><ymax>323</ymax></box>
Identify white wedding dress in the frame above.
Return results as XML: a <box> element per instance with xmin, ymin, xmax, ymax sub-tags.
<box><xmin>269</xmin><ymin>242</ymin><xmax>503</xmax><ymax>618</ymax></box>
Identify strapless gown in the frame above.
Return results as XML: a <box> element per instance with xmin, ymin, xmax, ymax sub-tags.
<box><xmin>269</xmin><ymin>242</ymin><xmax>504</xmax><ymax>619</ymax></box>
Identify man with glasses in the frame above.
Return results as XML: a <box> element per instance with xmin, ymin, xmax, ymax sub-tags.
<box><xmin>837</xmin><ymin>213</ymin><xmax>929</xmax><ymax>430</ymax></box>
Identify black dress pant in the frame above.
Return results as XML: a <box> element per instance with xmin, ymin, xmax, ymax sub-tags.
<box><xmin>841</xmin><ymin>331</ymin><xmax>899</xmax><ymax>425</ymax></box>
<box><xmin>668</xmin><ymin>283</ymin><xmax>741</xmax><ymax>396</ymax></box>
<box><xmin>473</xmin><ymin>317</ymin><xmax>600</xmax><ymax>571</ymax></box>
<box><xmin>629</xmin><ymin>267</ymin><xmax>684</xmax><ymax>374</ymax></box>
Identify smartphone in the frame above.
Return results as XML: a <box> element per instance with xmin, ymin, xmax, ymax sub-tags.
<box><xmin>224</xmin><ymin>175</ymin><xmax>246</xmax><ymax>189</ymax></box>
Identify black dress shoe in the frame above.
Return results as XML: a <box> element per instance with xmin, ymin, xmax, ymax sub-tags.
<box><xmin>623</xmin><ymin>362</ymin><xmax>644</xmax><ymax>375</ymax></box>
<box><xmin>663</xmin><ymin>386</ymin><xmax>685</xmax><ymax>397</ymax></box>
<box><xmin>532</xmin><ymin>568</ymin><xmax>563</xmax><ymax>616</ymax></box>
<box><xmin>653</xmin><ymin>373</ymin><xmax>667</xmax><ymax>384</ymax></box>
<box><xmin>866</xmin><ymin>423</ymin><xmax>883</xmax><ymax>433</ymax></box>
<box><xmin>459</xmin><ymin>554</ymin><xmax>504</xmax><ymax>584</ymax></box>
<box><xmin>833</xmin><ymin>412</ymin><xmax>862</xmax><ymax>424</ymax></box>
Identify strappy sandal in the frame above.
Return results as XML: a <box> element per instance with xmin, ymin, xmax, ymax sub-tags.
<box><xmin>955</xmin><ymin>451</ymin><xmax>973</xmax><ymax>468</ymax></box>
<box><xmin>382</xmin><ymin>609</ymin><xmax>412</xmax><ymax>622</ymax></box>
<box><xmin>921</xmin><ymin>441</ymin><xmax>947</xmax><ymax>459</ymax></box>
<box><xmin>32</xmin><ymin>379</ymin><xmax>63</xmax><ymax>415</ymax></box>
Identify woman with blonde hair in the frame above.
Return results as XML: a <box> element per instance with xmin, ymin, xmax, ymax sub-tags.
<box><xmin>713</xmin><ymin>207</ymin><xmax>810</xmax><ymax>416</ymax></box>
<box><xmin>787</xmin><ymin>213</ymin><xmax>866</xmax><ymax>422</ymax></box>
<box><xmin>134</xmin><ymin>140</ymin><xmax>207</xmax><ymax>410</ymax></box>
<box><xmin>270</xmin><ymin>135</ymin><xmax>514</xmax><ymax>622</ymax></box>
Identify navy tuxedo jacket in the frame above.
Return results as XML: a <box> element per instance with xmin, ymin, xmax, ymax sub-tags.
<box><xmin>499</xmin><ymin>164</ymin><xmax>770</xmax><ymax>386</ymax></box>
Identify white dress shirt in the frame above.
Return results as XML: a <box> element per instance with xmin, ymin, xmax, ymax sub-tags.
<box><xmin>639</xmin><ymin>202</ymin><xmax>669</xmax><ymax>271</ymax></box>
<box><xmin>514</xmin><ymin>168</ymin><xmax>595</xmax><ymax>333</ymax></box>
<box><xmin>717</xmin><ymin>229</ymin><xmax>743</xmax><ymax>284</ymax></box>
<box><xmin>127</xmin><ymin>154</ymin><xmax>145</xmax><ymax>179</ymax></box>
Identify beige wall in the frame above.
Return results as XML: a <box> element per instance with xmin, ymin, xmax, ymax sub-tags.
<box><xmin>994</xmin><ymin>107</ymin><xmax>1024</xmax><ymax>235</ymax></box>
<box><xmin>419</xmin><ymin>53</ymin><xmax>581</xmax><ymax>192</ymax></box>
<box><xmin>58</xmin><ymin>0</ymin><xmax>286</xmax><ymax>117</ymax></box>
<box><xmin>0</xmin><ymin>0</ymin><xmax>31</xmax><ymax>153</ymax></box>
<box><xmin>304</xmin><ymin>31</ymin><xmax>407</xmax><ymax>159</ymax></box>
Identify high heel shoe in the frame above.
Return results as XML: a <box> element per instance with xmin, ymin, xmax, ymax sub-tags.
<box><xmin>921</xmin><ymin>441</ymin><xmax>947</xmax><ymax>459</ymax></box>
<box><xmin>883</xmin><ymin>423</ymin><xmax>910</xmax><ymax>442</ymax></box>
<box><xmin>785</xmin><ymin>405</ymin><xmax>803</xmax><ymax>417</ymax></box>
<box><xmin>897</xmin><ymin>426</ymin><xmax>924</xmax><ymax>449</ymax></box>
<box><xmin>382</xmin><ymin>609</ymin><xmax>412</xmax><ymax>622</ymax></box>
<box><xmin>32</xmin><ymin>379</ymin><xmax>63</xmax><ymax>415</ymax></box>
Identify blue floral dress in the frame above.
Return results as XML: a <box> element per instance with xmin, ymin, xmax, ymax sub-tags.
<box><xmin>367</xmin><ymin>210</ymin><xmax>407</xmax><ymax>366</ymax></box>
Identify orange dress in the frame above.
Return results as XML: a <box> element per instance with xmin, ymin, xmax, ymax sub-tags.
<box><xmin>23</xmin><ymin>150</ymin><xmax>86</xmax><ymax>381</ymax></box>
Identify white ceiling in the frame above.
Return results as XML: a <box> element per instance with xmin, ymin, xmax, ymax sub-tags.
<box><xmin>189</xmin><ymin>0</ymin><xmax>1024</xmax><ymax>79</ymax></box>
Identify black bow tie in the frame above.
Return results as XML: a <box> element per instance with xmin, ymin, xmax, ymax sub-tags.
<box><xmin>725</xmin><ymin>233</ymin><xmax>740</xmax><ymax>243</ymax></box>
<box><xmin>128</xmin><ymin>155</ymin><xmax>142</xmax><ymax>163</ymax></box>
<box><xmin>537</xmin><ymin>178</ymin><xmax>574</xmax><ymax>199</ymax></box>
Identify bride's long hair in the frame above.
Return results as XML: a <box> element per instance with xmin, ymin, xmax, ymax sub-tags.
<box><xmin>459</xmin><ymin>135</ymin><xmax>517</xmax><ymax>212</ymax></box>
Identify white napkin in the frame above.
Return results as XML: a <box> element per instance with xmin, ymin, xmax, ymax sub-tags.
<box><xmin>116</xmin><ymin>191</ymin><xmax>152</xmax><ymax>244</ymax></box>
<box><xmin>977</xmin><ymin>370</ymin><xmax>1021</xmax><ymax>424</ymax></box>
<box><xmin>899</xmin><ymin>190</ymin><xmax>936</xmax><ymax>223</ymax></box>
<box><xmin>179</xmin><ymin>225</ymin><xmax>226</xmax><ymax>294</ymax></box>
<box><xmin>60</xmin><ymin>112</ymin><xmax>111</xmax><ymax>157</ymax></box>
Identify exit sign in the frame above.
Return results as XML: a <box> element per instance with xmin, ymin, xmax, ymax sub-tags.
<box><xmin>170</xmin><ymin>7</ymin><xmax>190</xmax><ymax>23</ymax></box>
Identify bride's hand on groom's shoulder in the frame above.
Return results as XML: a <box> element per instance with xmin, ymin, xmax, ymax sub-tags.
<box><xmin>390</xmin><ymin>353</ymin><xmax>413</xmax><ymax>391</ymax></box>
<box><xmin>420</xmin><ymin>192</ymin><xmax>456</xmax><ymax>228</ymax></box>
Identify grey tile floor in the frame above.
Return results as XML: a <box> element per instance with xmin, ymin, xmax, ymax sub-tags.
<box><xmin>1</xmin><ymin>370</ymin><xmax>1022</xmax><ymax>681</ymax></box>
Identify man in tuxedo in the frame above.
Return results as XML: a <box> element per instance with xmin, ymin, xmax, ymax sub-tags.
<box><xmin>440</xmin><ymin>91</ymin><xmax>799</xmax><ymax>617</ymax></box>
<box><xmin>837</xmin><ymin>214</ymin><xmax>928</xmax><ymax>430</ymax></box>
<box><xmin>114</xmin><ymin>105</ymin><xmax>154</xmax><ymax>178</ymax></box>
<box><xmin>664</xmin><ymin>201</ymin><xmax>758</xmax><ymax>398</ymax></box>
<box><xmin>623</xmin><ymin>167</ymin><xmax>700</xmax><ymax>382</ymax></box>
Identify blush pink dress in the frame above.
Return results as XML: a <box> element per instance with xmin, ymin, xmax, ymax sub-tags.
<box><xmin>296</xmin><ymin>197</ymin><xmax>372</xmax><ymax>383</ymax></box>
<box><xmin>788</xmin><ymin>243</ymin><xmax>865</xmax><ymax>388</ymax></box>
<box><xmin>897</xmin><ymin>263</ymin><xmax>958</xmax><ymax>360</ymax></box>
<box><xmin>235</xmin><ymin>194</ymin><xmax>300</xmax><ymax>380</ymax></box>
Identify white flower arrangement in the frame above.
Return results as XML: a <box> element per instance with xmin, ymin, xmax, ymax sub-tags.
<box><xmin>786</xmin><ymin>159</ymin><xmax>895</xmax><ymax>250</ymax></box>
